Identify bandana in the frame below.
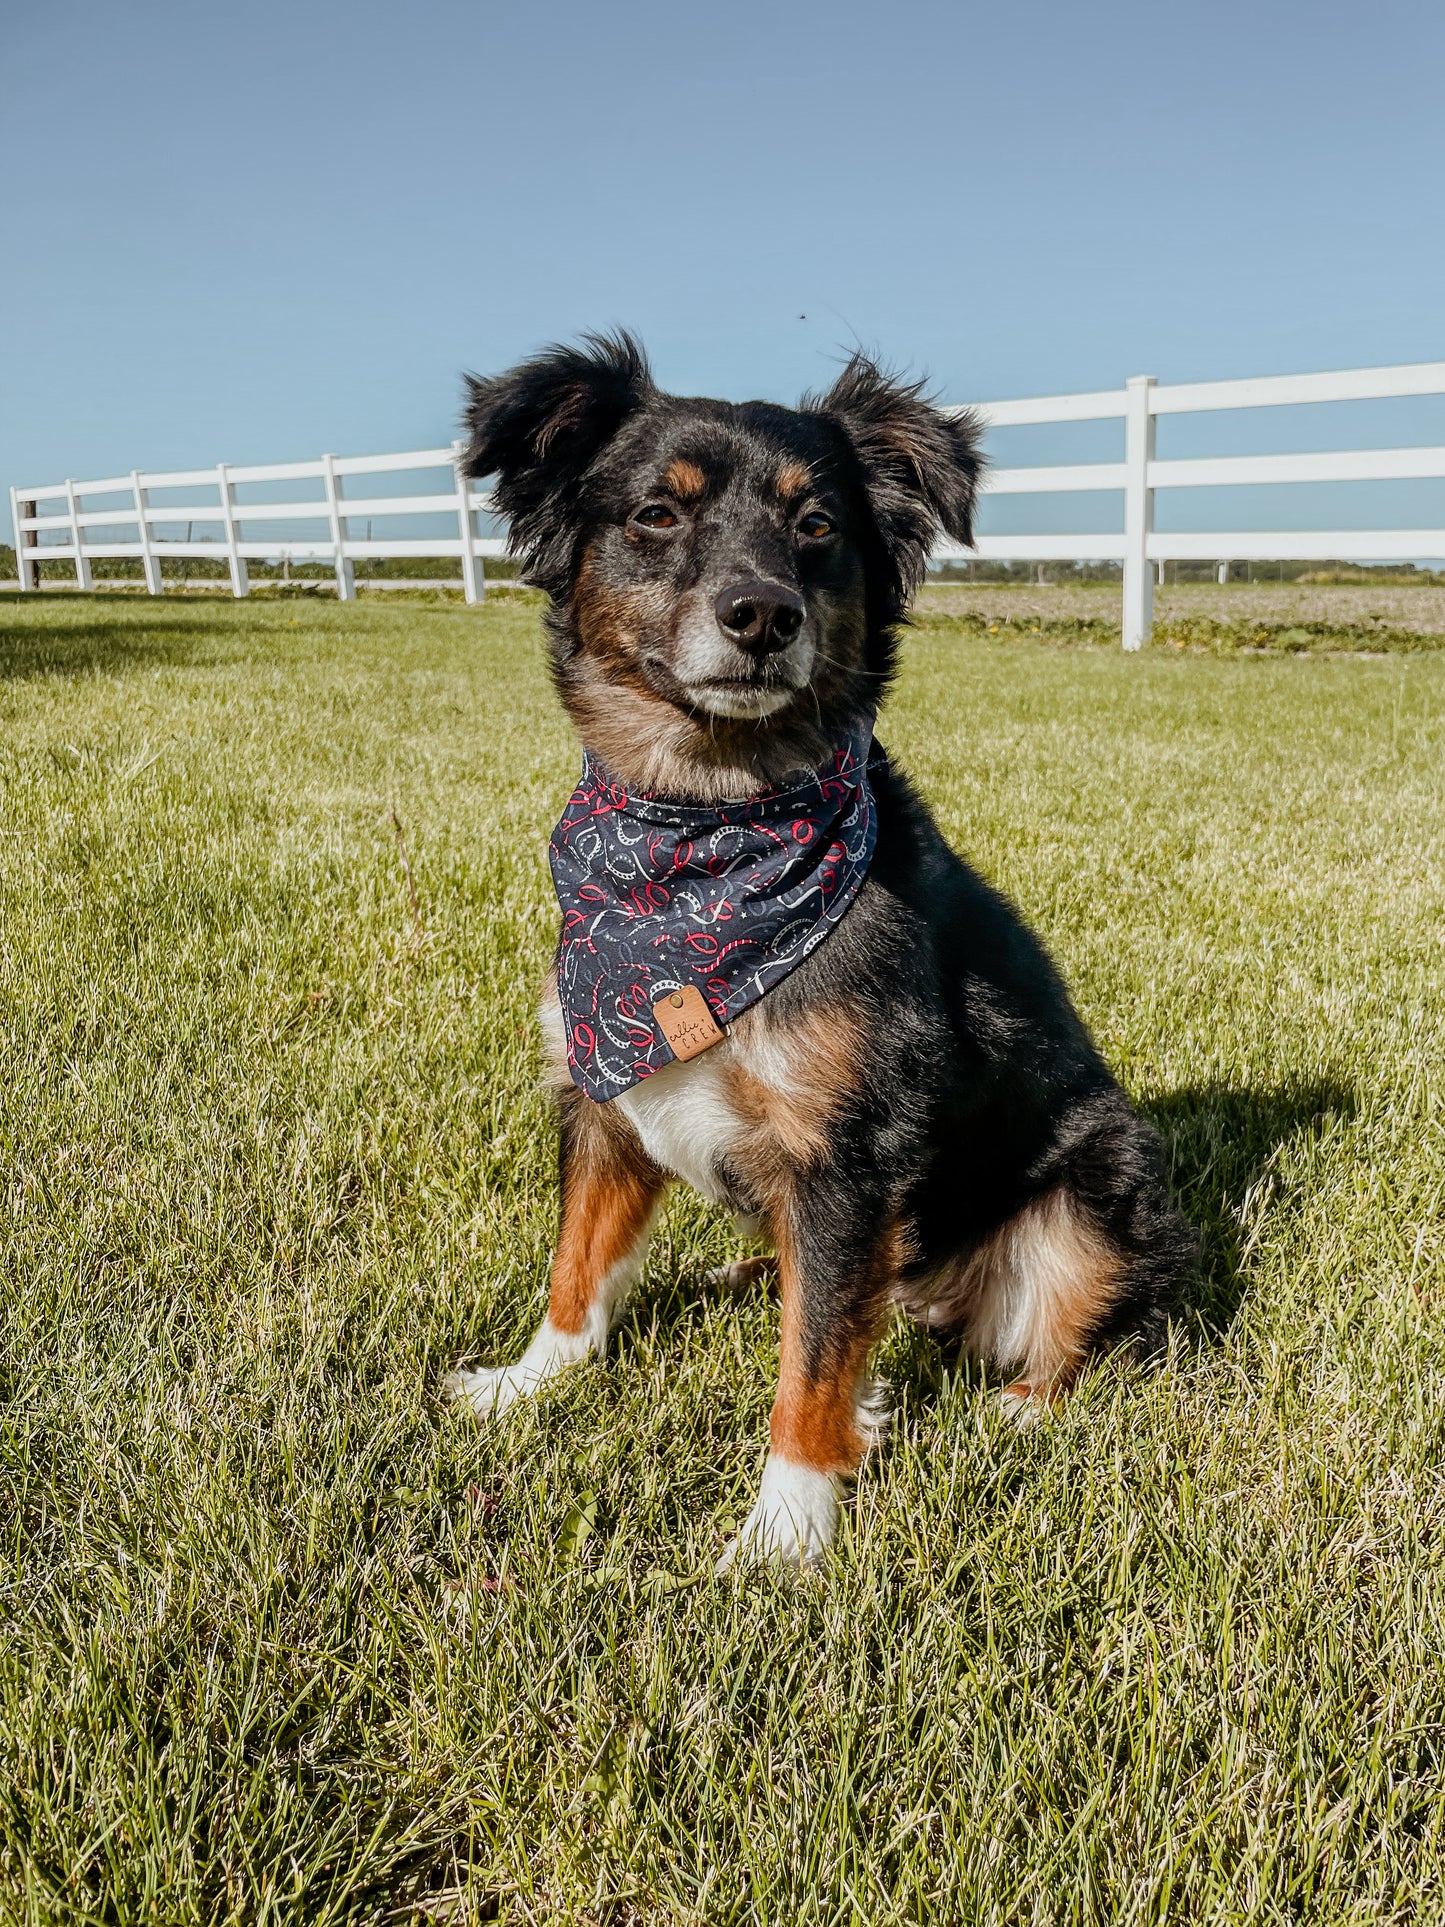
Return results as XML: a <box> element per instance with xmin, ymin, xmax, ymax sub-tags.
<box><xmin>549</xmin><ymin>727</ymin><xmax>880</xmax><ymax>1102</ymax></box>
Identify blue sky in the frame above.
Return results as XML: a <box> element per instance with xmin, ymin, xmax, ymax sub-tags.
<box><xmin>4</xmin><ymin>0</ymin><xmax>1443</xmax><ymax>545</ymax></box>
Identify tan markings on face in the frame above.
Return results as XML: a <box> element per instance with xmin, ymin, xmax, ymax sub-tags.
<box><xmin>768</xmin><ymin>1212</ymin><xmax>901</xmax><ymax>1474</ymax></box>
<box><xmin>571</xmin><ymin>545</ymin><xmax>661</xmax><ymax>674</ymax></box>
<box><xmin>662</xmin><ymin>458</ymin><xmax>707</xmax><ymax>502</ymax></box>
<box><xmin>776</xmin><ymin>460</ymin><xmax>813</xmax><ymax>502</ymax></box>
<box><xmin>559</xmin><ymin>548</ymin><xmax>847</xmax><ymax>801</ymax></box>
<box><xmin>546</xmin><ymin>1088</ymin><xmax>666</xmax><ymax>1335</ymax></box>
<box><xmin>901</xmin><ymin>1186</ymin><xmax>1125</xmax><ymax>1395</ymax></box>
<box><xmin>561</xmin><ymin>576</ymin><xmax>841</xmax><ymax>801</ymax></box>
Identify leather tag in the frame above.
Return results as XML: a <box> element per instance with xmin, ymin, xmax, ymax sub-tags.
<box><xmin>652</xmin><ymin>985</ymin><xmax>725</xmax><ymax>1062</ymax></box>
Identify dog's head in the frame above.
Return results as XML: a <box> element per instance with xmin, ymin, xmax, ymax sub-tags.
<box><xmin>462</xmin><ymin>332</ymin><xmax>983</xmax><ymax>795</ymax></box>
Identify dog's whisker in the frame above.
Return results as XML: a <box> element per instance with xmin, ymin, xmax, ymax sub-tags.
<box><xmin>808</xmin><ymin>646</ymin><xmax>887</xmax><ymax>683</ymax></box>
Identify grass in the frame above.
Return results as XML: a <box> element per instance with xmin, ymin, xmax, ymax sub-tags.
<box><xmin>1</xmin><ymin>592</ymin><xmax>1443</xmax><ymax>1925</ymax></box>
<box><xmin>918</xmin><ymin>582</ymin><xmax>1445</xmax><ymax>654</ymax></box>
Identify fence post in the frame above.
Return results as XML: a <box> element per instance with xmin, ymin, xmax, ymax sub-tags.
<box><xmin>454</xmin><ymin>441</ymin><xmax>485</xmax><ymax>604</ymax></box>
<box><xmin>9</xmin><ymin>487</ymin><xmax>34</xmax><ymax>591</ymax></box>
<box><xmin>321</xmin><ymin>454</ymin><xmax>355</xmax><ymax>601</ymax></box>
<box><xmin>215</xmin><ymin>464</ymin><xmax>248</xmax><ymax>597</ymax></box>
<box><xmin>64</xmin><ymin>479</ymin><xmax>93</xmax><ymax>591</ymax></box>
<box><xmin>20</xmin><ymin>495</ymin><xmax>37</xmax><ymax>590</ymax></box>
<box><xmin>1122</xmin><ymin>375</ymin><xmax>1156</xmax><ymax>651</ymax></box>
<box><xmin>132</xmin><ymin>470</ymin><xmax>162</xmax><ymax>596</ymax></box>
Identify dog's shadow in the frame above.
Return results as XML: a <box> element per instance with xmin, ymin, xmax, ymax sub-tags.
<box><xmin>630</xmin><ymin>1077</ymin><xmax>1352</xmax><ymax>1380</ymax></box>
<box><xmin>1148</xmin><ymin>1077</ymin><xmax>1352</xmax><ymax>1336</ymax></box>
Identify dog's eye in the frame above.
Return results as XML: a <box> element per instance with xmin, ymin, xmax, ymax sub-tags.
<box><xmin>632</xmin><ymin>504</ymin><xmax>678</xmax><ymax>530</ymax></box>
<box><xmin>797</xmin><ymin>512</ymin><xmax>834</xmax><ymax>540</ymax></box>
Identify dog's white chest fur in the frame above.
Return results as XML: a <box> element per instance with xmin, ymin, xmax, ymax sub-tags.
<box><xmin>614</xmin><ymin>1050</ymin><xmax>746</xmax><ymax>1201</ymax></box>
<box><xmin>539</xmin><ymin>986</ymin><xmax>750</xmax><ymax>1200</ymax></box>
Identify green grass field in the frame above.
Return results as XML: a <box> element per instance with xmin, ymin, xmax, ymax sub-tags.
<box><xmin>2</xmin><ymin>594</ymin><xmax>1443</xmax><ymax>1925</ymax></box>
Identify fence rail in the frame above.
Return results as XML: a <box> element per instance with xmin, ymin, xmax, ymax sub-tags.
<box><xmin>8</xmin><ymin>441</ymin><xmax>502</xmax><ymax>605</ymax></box>
<box><xmin>943</xmin><ymin>359</ymin><xmax>1445</xmax><ymax>645</ymax></box>
<box><xmin>10</xmin><ymin>360</ymin><xmax>1445</xmax><ymax>647</ymax></box>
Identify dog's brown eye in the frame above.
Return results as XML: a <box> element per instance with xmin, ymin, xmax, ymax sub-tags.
<box><xmin>797</xmin><ymin>512</ymin><xmax>834</xmax><ymax>539</ymax></box>
<box><xmin>632</xmin><ymin>504</ymin><xmax>678</xmax><ymax>530</ymax></box>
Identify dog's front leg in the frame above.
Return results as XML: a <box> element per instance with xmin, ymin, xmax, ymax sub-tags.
<box><xmin>446</xmin><ymin>1092</ymin><xmax>666</xmax><ymax>1420</ymax></box>
<box><xmin>720</xmin><ymin>1192</ymin><xmax>897</xmax><ymax>1571</ymax></box>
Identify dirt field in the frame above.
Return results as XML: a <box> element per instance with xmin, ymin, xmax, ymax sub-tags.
<box><xmin>923</xmin><ymin>580</ymin><xmax>1445</xmax><ymax>636</ymax></box>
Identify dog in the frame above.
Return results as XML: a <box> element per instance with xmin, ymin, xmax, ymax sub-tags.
<box><xmin>443</xmin><ymin>333</ymin><xmax>1196</xmax><ymax>1568</ymax></box>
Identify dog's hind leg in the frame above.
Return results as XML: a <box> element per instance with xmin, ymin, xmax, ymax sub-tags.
<box><xmin>445</xmin><ymin>1089</ymin><xmax>667</xmax><ymax>1420</ymax></box>
<box><xmin>719</xmin><ymin>1195</ymin><xmax>899</xmax><ymax>1571</ymax></box>
<box><xmin>967</xmin><ymin>1186</ymin><xmax>1128</xmax><ymax>1421</ymax></box>
<box><xmin>986</xmin><ymin>1097</ymin><xmax>1194</xmax><ymax>1418</ymax></box>
<box><xmin>703</xmin><ymin>1254</ymin><xmax>777</xmax><ymax>1297</ymax></box>
<box><xmin>907</xmin><ymin>1099</ymin><xmax>1193</xmax><ymax>1422</ymax></box>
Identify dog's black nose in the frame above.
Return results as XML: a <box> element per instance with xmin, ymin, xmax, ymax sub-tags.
<box><xmin>714</xmin><ymin>579</ymin><xmax>806</xmax><ymax>654</ymax></box>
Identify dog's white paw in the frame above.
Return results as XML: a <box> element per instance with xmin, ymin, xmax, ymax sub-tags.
<box><xmin>443</xmin><ymin>1318</ymin><xmax>594</xmax><ymax>1421</ymax></box>
<box><xmin>442</xmin><ymin>1361</ymin><xmax>537</xmax><ymax>1420</ymax></box>
<box><xmin>717</xmin><ymin>1456</ymin><xmax>839</xmax><ymax>1573</ymax></box>
<box><xmin>997</xmin><ymin>1379</ymin><xmax>1051</xmax><ymax>1426</ymax></box>
<box><xmin>702</xmin><ymin>1256</ymin><xmax>776</xmax><ymax>1295</ymax></box>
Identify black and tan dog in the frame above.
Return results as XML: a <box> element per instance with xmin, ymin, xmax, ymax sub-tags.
<box><xmin>444</xmin><ymin>333</ymin><xmax>1195</xmax><ymax>1566</ymax></box>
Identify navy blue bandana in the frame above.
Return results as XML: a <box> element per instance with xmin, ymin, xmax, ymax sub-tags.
<box><xmin>549</xmin><ymin>728</ymin><xmax>880</xmax><ymax>1102</ymax></box>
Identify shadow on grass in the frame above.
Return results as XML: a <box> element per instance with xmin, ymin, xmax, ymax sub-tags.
<box><xmin>0</xmin><ymin>595</ymin><xmax>253</xmax><ymax>681</ymax></box>
<box><xmin>1148</xmin><ymin>1077</ymin><xmax>1354</xmax><ymax>1337</ymax></box>
<box><xmin>633</xmin><ymin>1078</ymin><xmax>1354</xmax><ymax>1376</ymax></box>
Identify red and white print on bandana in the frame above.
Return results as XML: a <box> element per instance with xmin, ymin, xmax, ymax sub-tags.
<box><xmin>548</xmin><ymin>726</ymin><xmax>881</xmax><ymax>1103</ymax></box>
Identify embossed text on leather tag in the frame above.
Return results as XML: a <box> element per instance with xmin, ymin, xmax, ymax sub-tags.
<box><xmin>652</xmin><ymin>985</ymin><xmax>725</xmax><ymax>1062</ymax></box>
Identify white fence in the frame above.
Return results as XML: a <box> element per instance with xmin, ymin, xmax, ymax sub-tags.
<box><xmin>10</xmin><ymin>359</ymin><xmax>1445</xmax><ymax>648</ymax></box>
<box><xmin>948</xmin><ymin>359</ymin><xmax>1445</xmax><ymax>646</ymax></box>
<box><xmin>7</xmin><ymin>442</ymin><xmax>502</xmax><ymax>606</ymax></box>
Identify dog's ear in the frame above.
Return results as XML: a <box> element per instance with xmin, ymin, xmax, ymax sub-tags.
<box><xmin>461</xmin><ymin>331</ymin><xmax>653</xmax><ymax>594</ymax></box>
<box><xmin>806</xmin><ymin>355</ymin><xmax>985</xmax><ymax>597</ymax></box>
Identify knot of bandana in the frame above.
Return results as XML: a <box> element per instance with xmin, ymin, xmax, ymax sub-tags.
<box><xmin>549</xmin><ymin>728</ymin><xmax>880</xmax><ymax>1102</ymax></box>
